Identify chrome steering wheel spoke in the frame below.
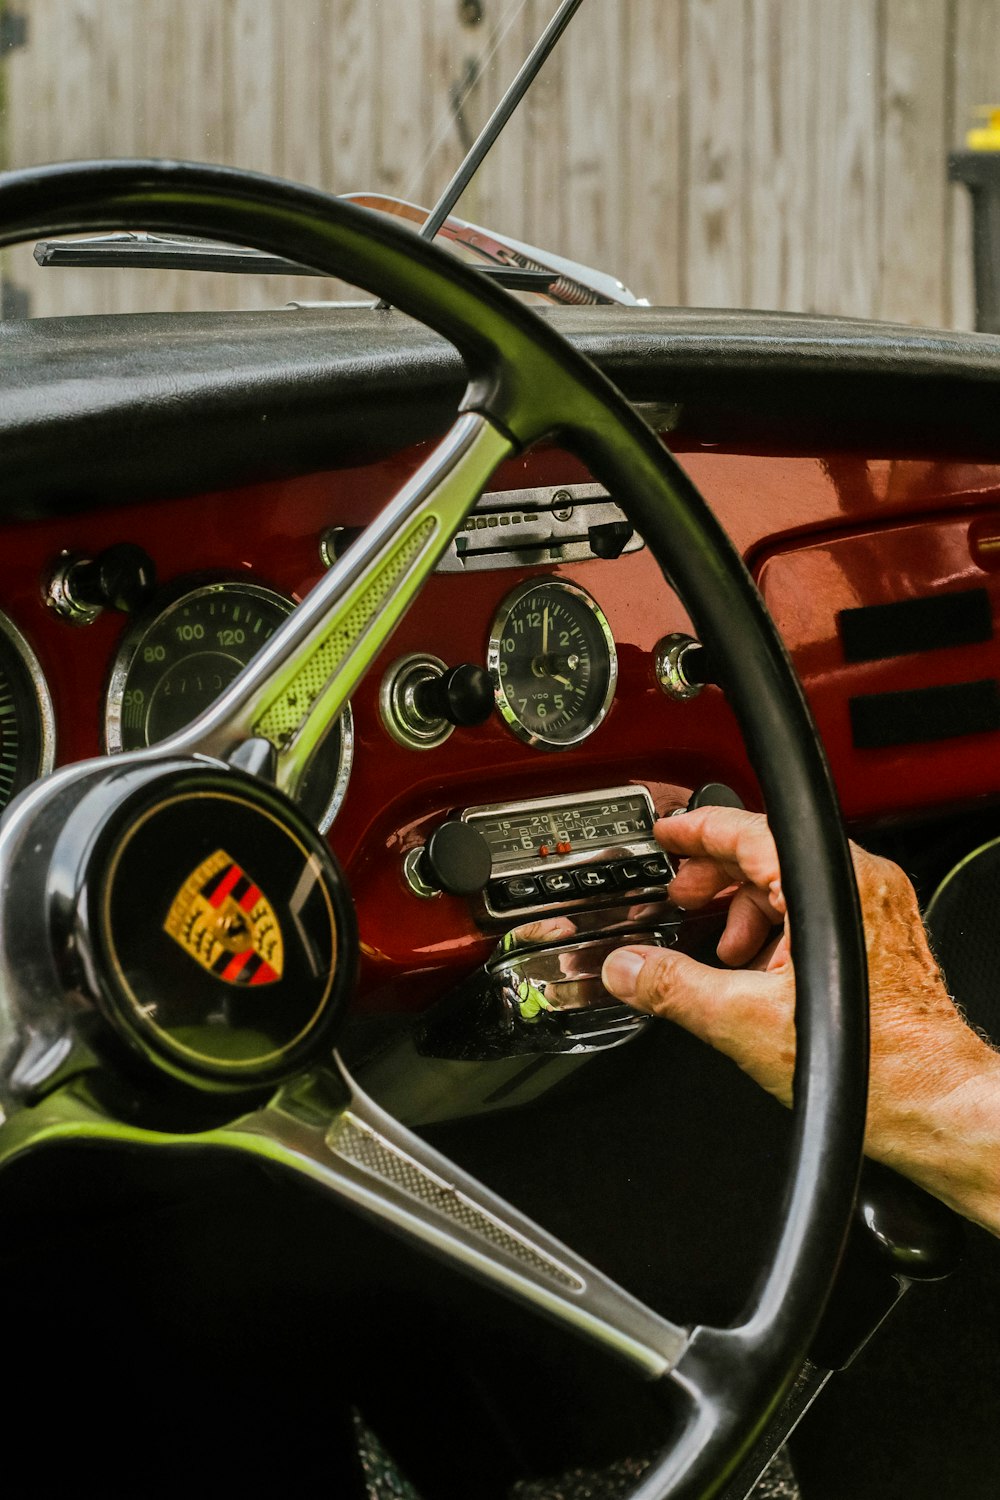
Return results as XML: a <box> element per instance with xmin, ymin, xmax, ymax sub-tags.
<box><xmin>165</xmin><ymin>412</ymin><xmax>513</xmax><ymax>801</ymax></box>
<box><xmin>0</xmin><ymin>1059</ymin><xmax>689</xmax><ymax>1382</ymax></box>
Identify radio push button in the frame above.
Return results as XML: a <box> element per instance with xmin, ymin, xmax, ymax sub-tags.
<box><xmin>490</xmin><ymin>874</ymin><xmax>541</xmax><ymax>909</ymax></box>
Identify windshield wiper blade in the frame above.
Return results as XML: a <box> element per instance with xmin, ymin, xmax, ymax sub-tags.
<box><xmin>31</xmin><ymin>230</ymin><xmax>560</xmax><ymax>295</ymax></box>
<box><xmin>33</xmin><ymin>231</ymin><xmax>311</xmax><ymax>276</ymax></box>
<box><xmin>33</xmin><ymin>220</ymin><xmax>642</xmax><ymax>306</ymax></box>
<box><xmin>341</xmin><ymin>194</ymin><xmax>645</xmax><ymax>307</ymax></box>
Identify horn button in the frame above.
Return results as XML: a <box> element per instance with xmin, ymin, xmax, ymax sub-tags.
<box><xmin>58</xmin><ymin>763</ymin><xmax>354</xmax><ymax>1092</ymax></box>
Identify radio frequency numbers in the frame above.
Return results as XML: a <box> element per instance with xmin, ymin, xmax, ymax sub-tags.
<box><xmin>479</xmin><ymin>795</ymin><xmax>652</xmax><ymax>862</ymax></box>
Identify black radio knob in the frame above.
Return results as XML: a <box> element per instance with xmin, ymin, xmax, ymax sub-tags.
<box><xmin>419</xmin><ymin>820</ymin><xmax>493</xmax><ymax>896</ymax></box>
<box><xmin>687</xmin><ymin>783</ymin><xmax>745</xmax><ymax>812</ymax></box>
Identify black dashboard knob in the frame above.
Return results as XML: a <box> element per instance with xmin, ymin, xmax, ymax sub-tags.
<box><xmin>675</xmin><ymin>641</ymin><xmax>713</xmax><ymax>686</ymax></box>
<box><xmin>70</xmin><ymin>543</ymin><xmax>157</xmax><ymax>614</ymax></box>
<box><xmin>687</xmin><ymin>782</ymin><xmax>745</xmax><ymax>812</ymax></box>
<box><xmin>588</xmin><ymin>519</ymin><xmax>634</xmax><ymax>560</ymax></box>
<box><xmin>412</xmin><ymin>663</ymin><xmax>495</xmax><ymax>727</ymax></box>
<box><xmin>421</xmin><ymin>820</ymin><xmax>493</xmax><ymax>896</ymax></box>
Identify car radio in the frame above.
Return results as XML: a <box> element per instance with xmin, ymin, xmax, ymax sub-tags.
<box><xmin>406</xmin><ymin>784</ymin><xmax>671</xmax><ymax>923</ymax></box>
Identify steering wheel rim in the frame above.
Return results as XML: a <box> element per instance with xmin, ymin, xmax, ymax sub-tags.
<box><xmin>0</xmin><ymin>160</ymin><xmax>868</xmax><ymax>1499</ymax></box>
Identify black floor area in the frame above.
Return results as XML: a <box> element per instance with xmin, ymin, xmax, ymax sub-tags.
<box><xmin>3</xmin><ymin>1009</ymin><xmax>997</xmax><ymax>1498</ymax></box>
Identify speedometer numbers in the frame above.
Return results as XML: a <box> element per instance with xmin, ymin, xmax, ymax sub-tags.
<box><xmin>488</xmin><ymin>580</ymin><xmax>617</xmax><ymax>749</ymax></box>
<box><xmin>105</xmin><ymin>580</ymin><xmax>353</xmax><ymax>830</ymax></box>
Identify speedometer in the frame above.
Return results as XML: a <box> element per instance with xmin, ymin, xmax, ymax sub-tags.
<box><xmin>105</xmin><ymin>579</ymin><xmax>353</xmax><ymax>830</ymax></box>
<box><xmin>488</xmin><ymin>579</ymin><xmax>617</xmax><ymax>749</ymax></box>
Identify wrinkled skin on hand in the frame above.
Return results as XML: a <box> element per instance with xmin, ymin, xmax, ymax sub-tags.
<box><xmin>602</xmin><ymin>806</ymin><xmax>1000</xmax><ymax>1236</ymax></box>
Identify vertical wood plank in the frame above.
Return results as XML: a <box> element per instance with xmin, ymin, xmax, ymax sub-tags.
<box><xmin>880</xmin><ymin>0</ymin><xmax>950</xmax><ymax>325</ymax></box>
<box><xmin>276</xmin><ymin>0</ymin><xmax>337</xmax><ymax>302</ymax></box>
<box><xmin>949</xmin><ymin>0</ymin><xmax>1000</xmax><ymax>329</ymax></box>
<box><xmin>45</xmin><ymin>0</ymin><xmax>103</xmax><ymax>315</ymax></box>
<box><xmin>811</xmin><ymin>0</ymin><xmax>880</xmax><ymax>317</ymax></box>
<box><xmin>463</xmin><ymin>0</ymin><xmax>534</xmax><ymax>241</ymax></box>
<box><xmin>325</xmin><ymin>0</ymin><xmax>377</xmax><ymax>193</ymax></box>
<box><xmin>747</xmin><ymin>0</ymin><xmax>816</xmax><ymax>314</ymax></box>
<box><xmin>137</xmin><ymin>0</ymin><xmax>212</xmax><ymax>313</ymax></box>
<box><xmin>622</xmin><ymin>0</ymin><xmax>684</xmax><ymax>306</ymax></box>
<box><xmin>164</xmin><ymin>0</ymin><xmax>235</xmax><ymax>311</ymax></box>
<box><xmin>556</xmin><ymin>1</ymin><xmax>624</xmax><ymax>284</ymax></box>
<box><xmin>228</xmin><ymin>0</ymin><xmax>281</xmax><ymax>308</ymax></box>
<box><xmin>5</xmin><ymin>0</ymin><xmax>61</xmax><ymax>313</ymax></box>
<box><xmin>421</xmin><ymin>0</ymin><xmax>483</xmax><ymax>216</ymax></box>
<box><xmin>684</xmin><ymin>0</ymin><xmax>748</xmax><ymax>308</ymax></box>
<box><xmin>524</xmin><ymin>0</ymin><xmax>567</xmax><ymax>259</ymax></box>
<box><xmin>375</xmin><ymin>0</ymin><xmax>431</xmax><ymax>204</ymax></box>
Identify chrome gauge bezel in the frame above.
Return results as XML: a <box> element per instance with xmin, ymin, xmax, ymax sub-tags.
<box><xmin>487</xmin><ymin>578</ymin><xmax>618</xmax><ymax>750</ymax></box>
<box><xmin>0</xmin><ymin>609</ymin><xmax>56</xmax><ymax>802</ymax></box>
<box><xmin>103</xmin><ymin>577</ymin><xmax>354</xmax><ymax>832</ymax></box>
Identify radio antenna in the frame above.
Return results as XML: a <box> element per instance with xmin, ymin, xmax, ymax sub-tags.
<box><xmin>375</xmin><ymin>0</ymin><xmax>585</xmax><ymax>308</ymax></box>
<box><xmin>420</xmin><ymin>0</ymin><xmax>585</xmax><ymax>244</ymax></box>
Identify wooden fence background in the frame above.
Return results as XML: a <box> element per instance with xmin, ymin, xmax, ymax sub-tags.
<box><xmin>2</xmin><ymin>0</ymin><xmax>998</xmax><ymax>327</ymax></box>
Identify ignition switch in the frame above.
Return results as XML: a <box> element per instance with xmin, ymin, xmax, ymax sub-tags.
<box><xmin>380</xmin><ymin>653</ymin><xmax>495</xmax><ymax>749</ymax></box>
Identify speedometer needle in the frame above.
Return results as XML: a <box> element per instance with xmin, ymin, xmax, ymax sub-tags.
<box><xmin>542</xmin><ymin>605</ymin><xmax>549</xmax><ymax>654</ymax></box>
<box><xmin>552</xmin><ymin>672</ymin><xmax>572</xmax><ymax>689</ymax></box>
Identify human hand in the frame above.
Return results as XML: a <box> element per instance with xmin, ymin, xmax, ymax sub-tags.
<box><xmin>601</xmin><ymin>806</ymin><xmax>1000</xmax><ymax>1233</ymax></box>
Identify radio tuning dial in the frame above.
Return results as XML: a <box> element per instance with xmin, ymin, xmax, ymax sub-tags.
<box><xmin>411</xmin><ymin>821</ymin><xmax>493</xmax><ymax>898</ymax></box>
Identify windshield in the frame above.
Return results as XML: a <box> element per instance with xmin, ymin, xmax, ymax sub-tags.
<box><xmin>0</xmin><ymin>1</ymin><xmax>986</xmax><ymax>329</ymax></box>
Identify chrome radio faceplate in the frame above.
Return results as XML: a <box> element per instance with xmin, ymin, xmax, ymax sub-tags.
<box><xmin>461</xmin><ymin>785</ymin><xmax>674</xmax><ymax>921</ymax></box>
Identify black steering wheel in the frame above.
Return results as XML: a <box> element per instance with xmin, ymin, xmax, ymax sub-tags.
<box><xmin>0</xmin><ymin>162</ymin><xmax>867</xmax><ymax>1500</ymax></box>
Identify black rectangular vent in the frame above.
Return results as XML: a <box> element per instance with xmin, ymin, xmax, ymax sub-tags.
<box><xmin>839</xmin><ymin>588</ymin><xmax>992</xmax><ymax>663</ymax></box>
<box><xmin>850</xmin><ymin>679</ymin><xmax>1000</xmax><ymax>749</ymax></box>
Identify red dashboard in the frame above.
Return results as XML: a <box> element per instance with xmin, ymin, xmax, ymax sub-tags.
<box><xmin>3</xmin><ymin>432</ymin><xmax>1000</xmax><ymax>1010</ymax></box>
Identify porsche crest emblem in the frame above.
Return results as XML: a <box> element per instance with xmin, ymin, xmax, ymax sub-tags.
<box><xmin>164</xmin><ymin>849</ymin><xmax>284</xmax><ymax>985</ymax></box>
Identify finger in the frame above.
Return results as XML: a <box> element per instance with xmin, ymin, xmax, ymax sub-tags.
<box><xmin>669</xmin><ymin>856</ymin><xmax>739</xmax><ymax>909</ymax></box>
<box><xmin>601</xmin><ymin>943</ymin><xmax>796</xmax><ymax>1105</ymax></box>
<box><xmin>717</xmin><ymin>884</ymin><xmax>783</xmax><ymax>966</ymax></box>
<box><xmin>765</xmin><ymin>930</ymin><xmax>792</xmax><ymax>972</ymax></box>
<box><xmin>655</xmin><ymin>807</ymin><xmax>781</xmax><ymax>894</ymax></box>
<box><xmin>745</xmin><ymin>929</ymin><xmax>791</xmax><ymax>974</ymax></box>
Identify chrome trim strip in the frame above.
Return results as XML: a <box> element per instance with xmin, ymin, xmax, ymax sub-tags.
<box><xmin>438</xmin><ymin>481</ymin><xmax>643</xmax><ymax>572</ymax></box>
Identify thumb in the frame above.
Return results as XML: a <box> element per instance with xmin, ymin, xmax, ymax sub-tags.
<box><xmin>601</xmin><ymin>943</ymin><xmax>796</xmax><ymax>1106</ymax></box>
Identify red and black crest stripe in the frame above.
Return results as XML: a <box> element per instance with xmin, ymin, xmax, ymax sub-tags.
<box><xmin>210</xmin><ymin>946</ymin><xmax>278</xmax><ymax>986</ymax></box>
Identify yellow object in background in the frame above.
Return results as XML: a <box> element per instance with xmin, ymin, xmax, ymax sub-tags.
<box><xmin>967</xmin><ymin>107</ymin><xmax>1000</xmax><ymax>150</ymax></box>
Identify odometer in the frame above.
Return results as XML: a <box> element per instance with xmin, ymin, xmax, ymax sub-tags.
<box><xmin>105</xmin><ymin>579</ymin><xmax>353</xmax><ymax>830</ymax></box>
<box><xmin>488</xmin><ymin>579</ymin><xmax>617</xmax><ymax>749</ymax></box>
